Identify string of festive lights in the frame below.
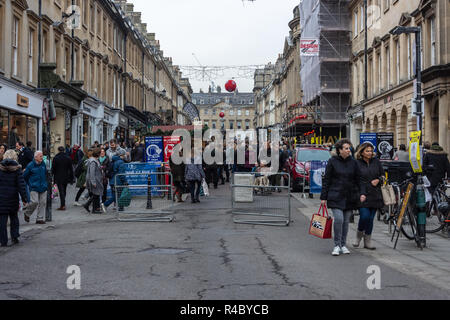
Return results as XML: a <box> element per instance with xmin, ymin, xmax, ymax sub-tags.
<box><xmin>179</xmin><ymin>65</ymin><xmax>266</xmax><ymax>81</ymax></box>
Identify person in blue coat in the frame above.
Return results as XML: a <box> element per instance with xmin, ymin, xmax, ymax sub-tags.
<box><xmin>0</xmin><ymin>150</ymin><xmax>28</xmax><ymax>246</ymax></box>
<box><xmin>103</xmin><ymin>150</ymin><xmax>127</xmax><ymax>210</ymax></box>
<box><xmin>23</xmin><ymin>151</ymin><xmax>48</xmax><ymax>224</ymax></box>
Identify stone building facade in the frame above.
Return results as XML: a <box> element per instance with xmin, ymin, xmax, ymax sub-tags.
<box><xmin>192</xmin><ymin>91</ymin><xmax>256</xmax><ymax>139</ymax></box>
<box><xmin>0</xmin><ymin>0</ymin><xmax>192</xmax><ymax>155</ymax></box>
<box><xmin>253</xmin><ymin>5</ymin><xmax>303</xmax><ymax>140</ymax></box>
<box><xmin>348</xmin><ymin>0</ymin><xmax>449</xmax><ymax>154</ymax></box>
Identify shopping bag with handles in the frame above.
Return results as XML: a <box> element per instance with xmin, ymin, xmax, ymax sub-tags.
<box><xmin>309</xmin><ymin>203</ymin><xmax>333</xmax><ymax>239</ymax></box>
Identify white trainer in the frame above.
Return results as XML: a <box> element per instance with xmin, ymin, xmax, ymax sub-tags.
<box><xmin>101</xmin><ymin>203</ymin><xmax>106</xmax><ymax>213</ymax></box>
<box><xmin>73</xmin><ymin>201</ymin><xmax>81</xmax><ymax>207</ymax></box>
<box><xmin>341</xmin><ymin>246</ymin><xmax>351</xmax><ymax>254</ymax></box>
<box><xmin>331</xmin><ymin>246</ymin><xmax>340</xmax><ymax>256</ymax></box>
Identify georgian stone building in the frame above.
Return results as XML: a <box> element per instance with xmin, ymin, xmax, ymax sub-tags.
<box><xmin>253</xmin><ymin>5</ymin><xmax>303</xmax><ymax>139</ymax></box>
<box><xmin>0</xmin><ymin>0</ymin><xmax>192</xmax><ymax>155</ymax></box>
<box><xmin>192</xmin><ymin>90</ymin><xmax>256</xmax><ymax>137</ymax></box>
<box><xmin>348</xmin><ymin>0</ymin><xmax>450</xmax><ymax>153</ymax></box>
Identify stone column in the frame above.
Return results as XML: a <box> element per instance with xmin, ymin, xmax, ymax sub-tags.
<box><xmin>439</xmin><ymin>93</ymin><xmax>449</xmax><ymax>153</ymax></box>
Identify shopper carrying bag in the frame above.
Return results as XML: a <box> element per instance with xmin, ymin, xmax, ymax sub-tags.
<box><xmin>309</xmin><ymin>203</ymin><xmax>333</xmax><ymax>239</ymax></box>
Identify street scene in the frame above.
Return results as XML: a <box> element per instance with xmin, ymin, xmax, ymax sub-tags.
<box><xmin>0</xmin><ymin>0</ymin><xmax>449</xmax><ymax>303</ymax></box>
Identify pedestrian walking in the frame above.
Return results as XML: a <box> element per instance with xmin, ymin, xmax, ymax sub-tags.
<box><xmin>23</xmin><ymin>151</ymin><xmax>48</xmax><ymax>224</ymax></box>
<box><xmin>103</xmin><ymin>149</ymin><xmax>126</xmax><ymax>210</ymax></box>
<box><xmin>320</xmin><ymin>139</ymin><xmax>364</xmax><ymax>256</ymax></box>
<box><xmin>73</xmin><ymin>149</ymin><xmax>92</xmax><ymax>206</ymax></box>
<box><xmin>0</xmin><ymin>150</ymin><xmax>28</xmax><ymax>247</ymax></box>
<box><xmin>83</xmin><ymin>148</ymin><xmax>104</xmax><ymax>214</ymax></box>
<box><xmin>353</xmin><ymin>143</ymin><xmax>384</xmax><ymax>250</ymax></box>
<box><xmin>185</xmin><ymin>148</ymin><xmax>205</xmax><ymax>203</ymax></box>
<box><xmin>106</xmin><ymin>139</ymin><xmax>126</xmax><ymax>161</ymax></box>
<box><xmin>16</xmin><ymin>142</ymin><xmax>33</xmax><ymax>170</ymax></box>
<box><xmin>423</xmin><ymin>142</ymin><xmax>450</xmax><ymax>195</ymax></box>
<box><xmin>131</xmin><ymin>141</ymin><xmax>144</xmax><ymax>162</ymax></box>
<box><xmin>70</xmin><ymin>144</ymin><xmax>84</xmax><ymax>167</ymax></box>
<box><xmin>170</xmin><ymin>150</ymin><xmax>186</xmax><ymax>202</ymax></box>
<box><xmin>393</xmin><ymin>144</ymin><xmax>409</xmax><ymax>162</ymax></box>
<box><xmin>99</xmin><ymin>148</ymin><xmax>110</xmax><ymax>209</ymax></box>
<box><xmin>52</xmin><ymin>146</ymin><xmax>74</xmax><ymax>211</ymax></box>
<box><xmin>0</xmin><ymin>144</ymin><xmax>7</xmax><ymax>161</ymax></box>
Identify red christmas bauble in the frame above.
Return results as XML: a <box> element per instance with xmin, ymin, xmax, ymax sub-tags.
<box><xmin>225</xmin><ymin>80</ymin><xmax>236</xmax><ymax>92</ymax></box>
<box><xmin>219</xmin><ymin>112</ymin><xmax>225</xmax><ymax>118</ymax></box>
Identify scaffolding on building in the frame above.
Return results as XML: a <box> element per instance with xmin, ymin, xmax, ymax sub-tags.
<box><xmin>299</xmin><ymin>0</ymin><xmax>351</xmax><ymax>135</ymax></box>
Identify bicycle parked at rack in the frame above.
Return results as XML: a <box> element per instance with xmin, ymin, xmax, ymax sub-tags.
<box><xmin>425</xmin><ymin>179</ymin><xmax>450</xmax><ymax>235</ymax></box>
<box><xmin>387</xmin><ymin>176</ymin><xmax>423</xmax><ymax>248</ymax></box>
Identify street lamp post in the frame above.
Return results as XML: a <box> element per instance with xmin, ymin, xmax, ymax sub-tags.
<box><xmin>389</xmin><ymin>26</ymin><xmax>422</xmax><ymax>144</ymax></box>
<box><xmin>390</xmin><ymin>25</ymin><xmax>426</xmax><ymax>248</ymax></box>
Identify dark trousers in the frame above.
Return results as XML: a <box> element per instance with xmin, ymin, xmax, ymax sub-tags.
<box><xmin>84</xmin><ymin>193</ymin><xmax>101</xmax><ymax>211</ymax></box>
<box><xmin>188</xmin><ymin>180</ymin><xmax>201</xmax><ymax>201</ymax></box>
<box><xmin>358</xmin><ymin>207</ymin><xmax>377</xmax><ymax>235</ymax></box>
<box><xmin>75</xmin><ymin>187</ymin><xmax>86</xmax><ymax>202</ymax></box>
<box><xmin>218</xmin><ymin>166</ymin><xmax>225</xmax><ymax>183</ymax></box>
<box><xmin>56</xmin><ymin>182</ymin><xmax>68</xmax><ymax>207</ymax></box>
<box><xmin>224</xmin><ymin>165</ymin><xmax>230</xmax><ymax>181</ymax></box>
<box><xmin>102</xmin><ymin>182</ymin><xmax>108</xmax><ymax>203</ymax></box>
<box><xmin>206</xmin><ymin>166</ymin><xmax>218</xmax><ymax>187</ymax></box>
<box><xmin>0</xmin><ymin>212</ymin><xmax>20</xmax><ymax>245</ymax></box>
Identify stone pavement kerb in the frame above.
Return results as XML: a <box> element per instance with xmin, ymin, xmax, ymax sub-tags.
<box><xmin>291</xmin><ymin>193</ymin><xmax>450</xmax><ymax>292</ymax></box>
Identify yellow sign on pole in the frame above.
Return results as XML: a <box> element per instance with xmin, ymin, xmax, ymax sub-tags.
<box><xmin>409</xmin><ymin>131</ymin><xmax>422</xmax><ymax>173</ymax></box>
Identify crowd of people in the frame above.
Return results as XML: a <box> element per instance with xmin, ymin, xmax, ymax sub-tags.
<box><xmin>0</xmin><ymin>135</ymin><xmax>448</xmax><ymax>249</ymax></box>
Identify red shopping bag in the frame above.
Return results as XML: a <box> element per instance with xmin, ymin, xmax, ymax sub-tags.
<box><xmin>309</xmin><ymin>204</ymin><xmax>333</xmax><ymax>239</ymax></box>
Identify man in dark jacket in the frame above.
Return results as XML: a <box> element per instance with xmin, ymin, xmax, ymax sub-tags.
<box><xmin>131</xmin><ymin>142</ymin><xmax>144</xmax><ymax>162</ymax></box>
<box><xmin>423</xmin><ymin>142</ymin><xmax>450</xmax><ymax>194</ymax></box>
<box><xmin>0</xmin><ymin>150</ymin><xmax>28</xmax><ymax>246</ymax></box>
<box><xmin>16</xmin><ymin>142</ymin><xmax>33</xmax><ymax>170</ymax></box>
<box><xmin>23</xmin><ymin>151</ymin><xmax>48</xmax><ymax>224</ymax></box>
<box><xmin>52</xmin><ymin>146</ymin><xmax>74</xmax><ymax>210</ymax></box>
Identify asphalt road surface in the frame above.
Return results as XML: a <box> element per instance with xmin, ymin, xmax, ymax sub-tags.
<box><xmin>1</xmin><ymin>186</ymin><xmax>449</xmax><ymax>300</ymax></box>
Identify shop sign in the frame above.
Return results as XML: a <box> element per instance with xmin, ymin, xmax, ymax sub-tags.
<box><xmin>145</xmin><ymin>136</ymin><xmax>163</xmax><ymax>163</ymax></box>
<box><xmin>376</xmin><ymin>133</ymin><xmax>394</xmax><ymax>160</ymax></box>
<box><xmin>17</xmin><ymin>94</ymin><xmax>29</xmax><ymax>108</ymax></box>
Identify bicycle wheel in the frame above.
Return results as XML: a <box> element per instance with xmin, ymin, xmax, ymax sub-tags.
<box><xmin>425</xmin><ymin>199</ymin><xmax>445</xmax><ymax>233</ymax></box>
<box><xmin>400</xmin><ymin>205</ymin><xmax>417</xmax><ymax>240</ymax></box>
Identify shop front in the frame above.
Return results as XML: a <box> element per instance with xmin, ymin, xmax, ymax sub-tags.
<box><xmin>39</xmin><ymin>64</ymin><xmax>87</xmax><ymax>157</ymax></box>
<box><xmin>103</xmin><ymin>106</ymin><xmax>118</xmax><ymax>144</ymax></box>
<box><xmin>115</xmin><ymin>112</ymin><xmax>129</xmax><ymax>144</ymax></box>
<box><xmin>125</xmin><ymin>105</ymin><xmax>148</xmax><ymax>144</ymax></box>
<box><xmin>0</xmin><ymin>77</ymin><xmax>44</xmax><ymax>150</ymax></box>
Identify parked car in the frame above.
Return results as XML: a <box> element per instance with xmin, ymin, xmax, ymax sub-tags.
<box><xmin>288</xmin><ymin>146</ymin><xmax>331</xmax><ymax>192</ymax></box>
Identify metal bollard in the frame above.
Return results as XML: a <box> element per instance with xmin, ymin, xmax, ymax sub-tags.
<box><xmin>147</xmin><ymin>175</ymin><xmax>152</xmax><ymax>209</ymax></box>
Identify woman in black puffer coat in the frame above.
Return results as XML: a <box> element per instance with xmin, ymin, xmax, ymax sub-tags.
<box><xmin>320</xmin><ymin>139</ymin><xmax>365</xmax><ymax>256</ymax></box>
<box><xmin>353</xmin><ymin>143</ymin><xmax>385</xmax><ymax>250</ymax></box>
<box><xmin>0</xmin><ymin>150</ymin><xmax>28</xmax><ymax>247</ymax></box>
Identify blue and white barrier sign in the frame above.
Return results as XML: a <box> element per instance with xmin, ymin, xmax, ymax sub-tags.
<box><xmin>310</xmin><ymin>160</ymin><xmax>328</xmax><ymax>194</ymax></box>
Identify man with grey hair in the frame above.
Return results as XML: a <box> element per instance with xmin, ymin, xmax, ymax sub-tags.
<box><xmin>23</xmin><ymin>151</ymin><xmax>48</xmax><ymax>224</ymax></box>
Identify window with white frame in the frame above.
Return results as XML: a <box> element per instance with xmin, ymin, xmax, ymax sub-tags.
<box><xmin>396</xmin><ymin>40</ymin><xmax>400</xmax><ymax>84</ymax></box>
<box><xmin>360</xmin><ymin>4</ymin><xmax>364</xmax><ymax>32</ymax></box>
<box><xmin>378</xmin><ymin>51</ymin><xmax>382</xmax><ymax>92</ymax></box>
<box><xmin>354</xmin><ymin>10</ymin><xmax>358</xmax><ymax>37</ymax></box>
<box><xmin>407</xmin><ymin>34</ymin><xmax>412</xmax><ymax>79</ymax></box>
<box><xmin>237</xmin><ymin>121</ymin><xmax>242</xmax><ymax>129</ymax></box>
<box><xmin>238</xmin><ymin>109</ymin><xmax>242</xmax><ymax>116</ymax></box>
<box><xmin>386</xmin><ymin>45</ymin><xmax>390</xmax><ymax>88</ymax></box>
<box><xmin>12</xmin><ymin>17</ymin><xmax>19</xmax><ymax>76</ymax></box>
<box><xmin>81</xmin><ymin>55</ymin><xmax>85</xmax><ymax>87</ymax></box>
<box><xmin>245</xmin><ymin>120</ymin><xmax>250</xmax><ymax>130</ymax></box>
<box><xmin>28</xmin><ymin>29</ymin><xmax>34</xmax><ymax>83</ymax></box>
<box><xmin>230</xmin><ymin>110</ymin><xmax>234</xmax><ymax>116</ymax></box>
<box><xmin>430</xmin><ymin>17</ymin><xmax>436</xmax><ymax>66</ymax></box>
<box><xmin>229</xmin><ymin>121</ymin><xmax>234</xmax><ymax>129</ymax></box>
<box><xmin>245</xmin><ymin>110</ymin><xmax>250</xmax><ymax>116</ymax></box>
<box><xmin>384</xmin><ymin>0</ymin><xmax>389</xmax><ymax>12</ymax></box>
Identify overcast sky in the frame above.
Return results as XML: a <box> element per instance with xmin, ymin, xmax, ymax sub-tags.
<box><xmin>130</xmin><ymin>0</ymin><xmax>300</xmax><ymax>93</ymax></box>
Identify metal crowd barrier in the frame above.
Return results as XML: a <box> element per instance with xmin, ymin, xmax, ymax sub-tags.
<box><xmin>114</xmin><ymin>172</ymin><xmax>175</xmax><ymax>222</ymax></box>
<box><xmin>231</xmin><ymin>172</ymin><xmax>291</xmax><ymax>226</ymax></box>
